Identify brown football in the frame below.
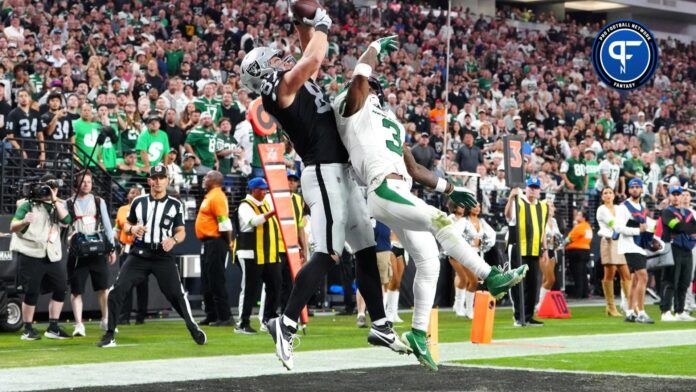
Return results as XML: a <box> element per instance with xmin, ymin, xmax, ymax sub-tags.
<box><xmin>291</xmin><ymin>0</ymin><xmax>320</xmax><ymax>20</ymax></box>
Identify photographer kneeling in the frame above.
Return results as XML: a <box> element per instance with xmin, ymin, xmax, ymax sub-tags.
<box><xmin>9</xmin><ymin>175</ymin><xmax>72</xmax><ymax>340</ymax></box>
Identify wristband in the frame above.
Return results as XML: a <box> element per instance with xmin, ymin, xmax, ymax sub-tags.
<box><xmin>434</xmin><ymin>177</ymin><xmax>448</xmax><ymax>193</ymax></box>
<box><xmin>369</xmin><ymin>41</ymin><xmax>381</xmax><ymax>53</ymax></box>
<box><xmin>353</xmin><ymin>63</ymin><xmax>372</xmax><ymax>78</ymax></box>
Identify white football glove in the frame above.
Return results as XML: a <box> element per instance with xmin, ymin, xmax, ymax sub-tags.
<box><xmin>302</xmin><ymin>8</ymin><xmax>332</xmax><ymax>31</ymax></box>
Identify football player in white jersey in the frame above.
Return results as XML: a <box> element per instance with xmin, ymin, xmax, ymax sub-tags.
<box><xmin>333</xmin><ymin>36</ymin><xmax>529</xmax><ymax>371</ymax></box>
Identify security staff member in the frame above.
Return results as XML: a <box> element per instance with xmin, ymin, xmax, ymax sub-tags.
<box><xmin>98</xmin><ymin>165</ymin><xmax>207</xmax><ymax>347</ymax></box>
<box><xmin>196</xmin><ymin>170</ymin><xmax>235</xmax><ymax>326</ymax></box>
<box><xmin>66</xmin><ymin>171</ymin><xmax>116</xmax><ymax>337</ymax></box>
<box><xmin>659</xmin><ymin>186</ymin><xmax>696</xmax><ymax>321</ymax></box>
<box><xmin>235</xmin><ymin>177</ymin><xmax>282</xmax><ymax>334</ymax></box>
<box><xmin>114</xmin><ymin>186</ymin><xmax>149</xmax><ymax>325</ymax></box>
<box><xmin>505</xmin><ymin>177</ymin><xmax>549</xmax><ymax>326</ymax></box>
<box><xmin>10</xmin><ymin>174</ymin><xmax>71</xmax><ymax>340</ymax></box>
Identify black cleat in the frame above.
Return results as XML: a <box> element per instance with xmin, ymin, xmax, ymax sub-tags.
<box><xmin>189</xmin><ymin>327</ymin><xmax>207</xmax><ymax>345</ymax></box>
<box><xmin>96</xmin><ymin>333</ymin><xmax>116</xmax><ymax>348</ymax></box>
<box><xmin>44</xmin><ymin>326</ymin><xmax>71</xmax><ymax>339</ymax></box>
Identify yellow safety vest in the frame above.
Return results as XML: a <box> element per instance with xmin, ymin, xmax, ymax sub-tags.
<box><xmin>516</xmin><ymin>196</ymin><xmax>548</xmax><ymax>257</ymax></box>
<box><xmin>238</xmin><ymin>199</ymin><xmax>280</xmax><ymax>264</ymax></box>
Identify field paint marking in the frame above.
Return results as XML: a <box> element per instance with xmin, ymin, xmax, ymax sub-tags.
<box><xmin>2</xmin><ymin>329</ymin><xmax>696</xmax><ymax>391</ymax></box>
<box><xmin>444</xmin><ymin>362</ymin><xmax>696</xmax><ymax>380</ymax></box>
<box><xmin>489</xmin><ymin>342</ymin><xmax>566</xmax><ymax>349</ymax></box>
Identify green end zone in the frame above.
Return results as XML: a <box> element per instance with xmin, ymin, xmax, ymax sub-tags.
<box><xmin>454</xmin><ymin>345</ymin><xmax>696</xmax><ymax>377</ymax></box>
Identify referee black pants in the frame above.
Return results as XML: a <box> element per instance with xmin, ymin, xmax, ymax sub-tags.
<box><xmin>118</xmin><ymin>253</ymin><xmax>149</xmax><ymax>323</ymax></box>
<box><xmin>201</xmin><ymin>238</ymin><xmax>231</xmax><ymax>322</ymax></box>
<box><xmin>239</xmin><ymin>258</ymin><xmax>281</xmax><ymax>326</ymax></box>
<box><xmin>107</xmin><ymin>251</ymin><xmax>197</xmax><ymax>333</ymax></box>
<box><xmin>566</xmin><ymin>249</ymin><xmax>590</xmax><ymax>299</ymax></box>
<box><xmin>509</xmin><ymin>244</ymin><xmax>540</xmax><ymax>323</ymax></box>
<box><xmin>661</xmin><ymin>245</ymin><xmax>694</xmax><ymax>314</ymax></box>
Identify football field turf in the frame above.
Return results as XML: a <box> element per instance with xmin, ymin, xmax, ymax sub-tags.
<box><xmin>1</xmin><ymin>304</ymin><xmax>695</xmax><ymax>375</ymax></box>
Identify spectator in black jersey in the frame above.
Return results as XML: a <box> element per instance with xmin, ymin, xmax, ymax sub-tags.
<box><xmin>5</xmin><ymin>89</ymin><xmax>43</xmax><ymax>168</ymax></box>
<box><xmin>40</xmin><ymin>92</ymin><xmax>74</xmax><ymax>163</ymax></box>
<box><xmin>0</xmin><ymin>83</ymin><xmax>12</xmax><ymax>138</ymax></box>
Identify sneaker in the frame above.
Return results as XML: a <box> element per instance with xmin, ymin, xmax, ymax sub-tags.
<box><xmin>267</xmin><ymin>317</ymin><xmax>296</xmax><ymax>371</ymax></box>
<box><xmin>624</xmin><ymin>312</ymin><xmax>637</xmax><ymax>323</ymax></box>
<box><xmin>210</xmin><ymin>318</ymin><xmax>235</xmax><ymax>327</ymax></box>
<box><xmin>234</xmin><ymin>324</ymin><xmax>258</xmax><ymax>335</ymax></box>
<box><xmin>189</xmin><ymin>326</ymin><xmax>207</xmax><ymax>345</ymax></box>
<box><xmin>368</xmin><ymin>321</ymin><xmax>412</xmax><ymax>354</ymax></box>
<box><xmin>484</xmin><ymin>265</ymin><xmax>529</xmax><ymax>299</ymax></box>
<box><xmin>527</xmin><ymin>318</ymin><xmax>544</xmax><ymax>327</ymax></box>
<box><xmin>45</xmin><ymin>326</ymin><xmax>71</xmax><ymax>339</ymax></box>
<box><xmin>675</xmin><ymin>312</ymin><xmax>696</xmax><ymax>322</ymax></box>
<box><xmin>72</xmin><ymin>323</ymin><xmax>86</xmax><ymax>337</ymax></box>
<box><xmin>636</xmin><ymin>312</ymin><xmax>655</xmax><ymax>324</ymax></box>
<box><xmin>21</xmin><ymin>328</ymin><xmax>41</xmax><ymax>341</ymax></box>
<box><xmin>198</xmin><ymin>317</ymin><xmax>218</xmax><ymax>326</ymax></box>
<box><xmin>513</xmin><ymin>320</ymin><xmax>523</xmax><ymax>327</ymax></box>
<box><xmin>96</xmin><ymin>333</ymin><xmax>116</xmax><ymax>348</ymax></box>
<box><xmin>356</xmin><ymin>315</ymin><xmax>367</xmax><ymax>328</ymax></box>
<box><xmin>661</xmin><ymin>311</ymin><xmax>678</xmax><ymax>322</ymax></box>
<box><xmin>401</xmin><ymin>329</ymin><xmax>438</xmax><ymax>372</ymax></box>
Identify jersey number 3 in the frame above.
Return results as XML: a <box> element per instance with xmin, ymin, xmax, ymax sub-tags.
<box><xmin>383</xmin><ymin>118</ymin><xmax>403</xmax><ymax>156</ymax></box>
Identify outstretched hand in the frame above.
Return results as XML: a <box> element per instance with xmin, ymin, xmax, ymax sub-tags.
<box><xmin>448</xmin><ymin>187</ymin><xmax>477</xmax><ymax>209</ymax></box>
<box><xmin>370</xmin><ymin>35</ymin><xmax>399</xmax><ymax>58</ymax></box>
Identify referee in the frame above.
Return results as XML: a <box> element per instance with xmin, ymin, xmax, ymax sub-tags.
<box><xmin>196</xmin><ymin>170</ymin><xmax>234</xmax><ymax>326</ymax></box>
<box><xmin>97</xmin><ymin>165</ymin><xmax>206</xmax><ymax>348</ymax></box>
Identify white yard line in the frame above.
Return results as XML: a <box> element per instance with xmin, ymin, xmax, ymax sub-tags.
<box><xmin>1</xmin><ymin>329</ymin><xmax>695</xmax><ymax>391</ymax></box>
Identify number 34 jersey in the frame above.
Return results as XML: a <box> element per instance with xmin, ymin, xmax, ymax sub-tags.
<box><xmin>260</xmin><ymin>70</ymin><xmax>349</xmax><ymax>166</ymax></box>
<box><xmin>333</xmin><ymin>91</ymin><xmax>412</xmax><ymax>192</ymax></box>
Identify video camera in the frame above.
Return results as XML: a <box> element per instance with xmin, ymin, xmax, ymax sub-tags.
<box><xmin>20</xmin><ymin>179</ymin><xmax>64</xmax><ymax>201</ymax></box>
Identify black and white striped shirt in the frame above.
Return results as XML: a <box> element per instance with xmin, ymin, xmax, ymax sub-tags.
<box><xmin>127</xmin><ymin>194</ymin><xmax>184</xmax><ymax>245</ymax></box>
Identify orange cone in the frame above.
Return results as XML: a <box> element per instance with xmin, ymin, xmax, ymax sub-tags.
<box><xmin>536</xmin><ymin>290</ymin><xmax>571</xmax><ymax>319</ymax></box>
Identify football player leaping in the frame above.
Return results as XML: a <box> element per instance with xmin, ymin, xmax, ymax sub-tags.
<box><xmin>240</xmin><ymin>8</ymin><xmax>410</xmax><ymax>371</ymax></box>
<box><xmin>332</xmin><ymin>36</ymin><xmax>529</xmax><ymax>371</ymax></box>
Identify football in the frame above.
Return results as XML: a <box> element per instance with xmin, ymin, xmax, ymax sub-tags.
<box><xmin>291</xmin><ymin>0</ymin><xmax>320</xmax><ymax>21</ymax></box>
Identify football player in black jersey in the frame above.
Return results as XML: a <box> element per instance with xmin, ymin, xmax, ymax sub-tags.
<box><xmin>5</xmin><ymin>89</ymin><xmax>43</xmax><ymax>168</ymax></box>
<box><xmin>240</xmin><ymin>7</ymin><xmax>410</xmax><ymax>370</ymax></box>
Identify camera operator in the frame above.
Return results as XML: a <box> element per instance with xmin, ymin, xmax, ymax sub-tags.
<box><xmin>9</xmin><ymin>174</ymin><xmax>71</xmax><ymax>340</ymax></box>
<box><xmin>66</xmin><ymin>171</ymin><xmax>116</xmax><ymax>337</ymax></box>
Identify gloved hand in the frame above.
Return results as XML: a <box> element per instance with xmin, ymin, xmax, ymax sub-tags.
<box><xmin>369</xmin><ymin>35</ymin><xmax>399</xmax><ymax>57</ymax></box>
<box><xmin>448</xmin><ymin>187</ymin><xmax>477</xmax><ymax>209</ymax></box>
<box><xmin>302</xmin><ymin>8</ymin><xmax>332</xmax><ymax>31</ymax></box>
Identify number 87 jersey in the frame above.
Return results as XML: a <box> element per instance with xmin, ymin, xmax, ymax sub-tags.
<box><xmin>333</xmin><ymin>91</ymin><xmax>412</xmax><ymax>192</ymax></box>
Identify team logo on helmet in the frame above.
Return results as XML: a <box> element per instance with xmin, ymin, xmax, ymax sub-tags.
<box><xmin>591</xmin><ymin>20</ymin><xmax>658</xmax><ymax>91</ymax></box>
<box><xmin>247</xmin><ymin>61</ymin><xmax>261</xmax><ymax>77</ymax></box>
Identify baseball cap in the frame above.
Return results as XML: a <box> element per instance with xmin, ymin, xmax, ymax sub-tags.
<box><xmin>628</xmin><ymin>178</ymin><xmax>644</xmax><ymax>188</ymax></box>
<box><xmin>146</xmin><ymin>114</ymin><xmax>160</xmax><ymax>123</ymax></box>
<box><xmin>51</xmin><ymin>45</ymin><xmax>62</xmax><ymax>51</ymax></box>
<box><xmin>527</xmin><ymin>121</ymin><xmax>536</xmax><ymax>129</ymax></box>
<box><xmin>168</xmin><ymin>147</ymin><xmax>178</xmax><ymax>155</ymax></box>
<box><xmin>421</xmin><ymin>132</ymin><xmax>430</xmax><ymax>138</ymax></box>
<box><xmin>287</xmin><ymin>170</ymin><xmax>300</xmax><ymax>180</ymax></box>
<box><xmin>669</xmin><ymin>185</ymin><xmax>683</xmax><ymax>195</ymax></box>
<box><xmin>646</xmin><ymin>122</ymin><xmax>654</xmax><ymax>127</ymax></box>
<box><xmin>200</xmin><ymin>111</ymin><xmax>213</xmax><ymax>120</ymax></box>
<box><xmin>526</xmin><ymin>177</ymin><xmax>541</xmax><ymax>188</ymax></box>
<box><xmin>513</xmin><ymin>115</ymin><xmax>521</xmax><ymax>121</ymax></box>
<box><xmin>638</xmin><ymin>111</ymin><xmax>645</xmax><ymax>117</ymax></box>
<box><xmin>149</xmin><ymin>164</ymin><xmax>168</xmax><ymax>178</ymax></box>
<box><xmin>183</xmin><ymin>153</ymin><xmax>196</xmax><ymax>161</ymax></box>
<box><xmin>7</xmin><ymin>42</ymin><xmax>17</xmax><ymax>48</ymax></box>
<box><xmin>247</xmin><ymin>177</ymin><xmax>269</xmax><ymax>190</ymax></box>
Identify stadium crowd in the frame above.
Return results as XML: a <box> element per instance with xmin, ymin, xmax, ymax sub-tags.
<box><xmin>1</xmin><ymin>0</ymin><xmax>696</xmax><ymax>332</ymax></box>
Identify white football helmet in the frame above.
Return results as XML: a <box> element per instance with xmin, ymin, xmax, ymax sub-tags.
<box><xmin>240</xmin><ymin>47</ymin><xmax>296</xmax><ymax>94</ymax></box>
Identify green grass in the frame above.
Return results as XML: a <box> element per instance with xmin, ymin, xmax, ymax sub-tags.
<box><xmin>1</xmin><ymin>305</ymin><xmax>695</xmax><ymax>369</ymax></box>
<box><xmin>455</xmin><ymin>345</ymin><xmax>696</xmax><ymax>376</ymax></box>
